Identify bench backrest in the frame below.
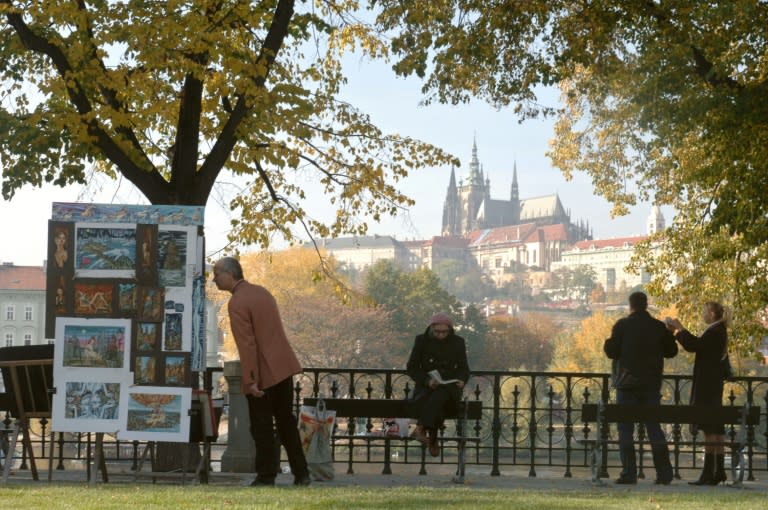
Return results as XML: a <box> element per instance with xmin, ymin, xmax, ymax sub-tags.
<box><xmin>581</xmin><ymin>403</ymin><xmax>761</xmax><ymax>426</ymax></box>
<box><xmin>0</xmin><ymin>344</ymin><xmax>54</xmax><ymax>418</ymax></box>
<box><xmin>302</xmin><ymin>398</ymin><xmax>482</xmax><ymax>421</ymax></box>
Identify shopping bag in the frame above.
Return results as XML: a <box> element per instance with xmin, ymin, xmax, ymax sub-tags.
<box><xmin>383</xmin><ymin>417</ymin><xmax>411</xmax><ymax>438</ymax></box>
<box><xmin>298</xmin><ymin>398</ymin><xmax>336</xmax><ymax>481</ymax></box>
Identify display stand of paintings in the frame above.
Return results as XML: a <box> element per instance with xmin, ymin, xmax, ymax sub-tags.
<box><xmin>48</xmin><ymin>203</ymin><xmax>205</xmax><ymax>442</ymax></box>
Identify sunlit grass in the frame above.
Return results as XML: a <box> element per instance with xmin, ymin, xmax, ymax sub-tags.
<box><xmin>0</xmin><ymin>484</ymin><xmax>766</xmax><ymax>510</ymax></box>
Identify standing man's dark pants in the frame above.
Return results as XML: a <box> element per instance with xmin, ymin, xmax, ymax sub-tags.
<box><xmin>616</xmin><ymin>389</ymin><xmax>673</xmax><ymax>483</ymax></box>
<box><xmin>246</xmin><ymin>376</ymin><xmax>308</xmax><ymax>483</ymax></box>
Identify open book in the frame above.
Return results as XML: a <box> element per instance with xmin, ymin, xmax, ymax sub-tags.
<box><xmin>428</xmin><ymin>369</ymin><xmax>461</xmax><ymax>385</ymax></box>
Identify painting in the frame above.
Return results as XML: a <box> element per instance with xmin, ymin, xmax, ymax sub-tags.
<box><xmin>64</xmin><ymin>382</ymin><xmax>121</xmax><ymax>420</ymax></box>
<box><xmin>133</xmin><ymin>322</ymin><xmax>160</xmax><ymax>353</ymax></box>
<box><xmin>134</xmin><ymin>355</ymin><xmax>158</xmax><ymax>385</ymax></box>
<box><xmin>122</xmin><ymin>387</ymin><xmax>192</xmax><ymax>442</ymax></box>
<box><xmin>73</xmin><ymin>280</ymin><xmax>116</xmax><ymax>317</ymax></box>
<box><xmin>157</xmin><ymin>229</ymin><xmax>188</xmax><ymax>287</ymax></box>
<box><xmin>135</xmin><ymin>223</ymin><xmax>158</xmax><ymax>285</ymax></box>
<box><xmin>52</xmin><ymin>203</ymin><xmax>205</xmax><ymax>227</ymax></box>
<box><xmin>163</xmin><ymin>313</ymin><xmax>183</xmax><ymax>350</ymax></box>
<box><xmin>61</xmin><ymin>321</ymin><xmax>127</xmax><ymax>369</ymax></box>
<box><xmin>137</xmin><ymin>286</ymin><xmax>165</xmax><ymax>322</ymax></box>
<box><xmin>191</xmin><ymin>275</ymin><xmax>206</xmax><ymax>372</ymax></box>
<box><xmin>162</xmin><ymin>353</ymin><xmax>190</xmax><ymax>386</ymax></box>
<box><xmin>116</xmin><ymin>282</ymin><xmax>137</xmax><ymax>317</ymax></box>
<box><xmin>49</xmin><ymin>221</ymin><xmax>75</xmax><ymax>273</ymax></box>
<box><xmin>45</xmin><ymin>221</ymin><xmax>75</xmax><ymax>338</ymax></box>
<box><xmin>75</xmin><ymin>224</ymin><xmax>137</xmax><ymax>276</ymax></box>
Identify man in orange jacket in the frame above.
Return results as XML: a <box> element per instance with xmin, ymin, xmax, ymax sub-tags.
<box><xmin>214</xmin><ymin>257</ymin><xmax>310</xmax><ymax>487</ymax></box>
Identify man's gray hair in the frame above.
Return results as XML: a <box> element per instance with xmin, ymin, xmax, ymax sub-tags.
<box><xmin>217</xmin><ymin>256</ymin><xmax>243</xmax><ymax>280</ymax></box>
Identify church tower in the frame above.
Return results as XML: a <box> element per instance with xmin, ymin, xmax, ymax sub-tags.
<box><xmin>441</xmin><ymin>166</ymin><xmax>459</xmax><ymax>235</ymax></box>
<box><xmin>647</xmin><ymin>205</ymin><xmax>665</xmax><ymax>235</ymax></box>
<box><xmin>510</xmin><ymin>161</ymin><xmax>520</xmax><ymax>223</ymax></box>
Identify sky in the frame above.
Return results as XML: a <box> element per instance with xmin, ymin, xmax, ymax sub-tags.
<box><xmin>0</xmin><ymin>55</ymin><xmax>670</xmax><ymax>268</ymax></box>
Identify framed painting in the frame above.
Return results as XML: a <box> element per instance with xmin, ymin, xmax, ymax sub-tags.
<box><xmin>48</xmin><ymin>221</ymin><xmax>75</xmax><ymax>273</ymax></box>
<box><xmin>45</xmin><ymin>221</ymin><xmax>75</xmax><ymax>338</ymax></box>
<box><xmin>121</xmin><ymin>386</ymin><xmax>192</xmax><ymax>442</ymax></box>
<box><xmin>135</xmin><ymin>223</ymin><xmax>158</xmax><ymax>286</ymax></box>
<box><xmin>163</xmin><ymin>313</ymin><xmax>183</xmax><ymax>351</ymax></box>
<box><xmin>137</xmin><ymin>286</ymin><xmax>165</xmax><ymax>322</ymax></box>
<box><xmin>116</xmin><ymin>282</ymin><xmax>138</xmax><ymax>317</ymax></box>
<box><xmin>161</xmin><ymin>353</ymin><xmax>190</xmax><ymax>386</ymax></box>
<box><xmin>51</xmin><ymin>381</ymin><xmax>123</xmax><ymax>433</ymax></box>
<box><xmin>74</xmin><ymin>222</ymin><xmax>136</xmax><ymax>278</ymax></box>
<box><xmin>73</xmin><ymin>279</ymin><xmax>117</xmax><ymax>317</ymax></box>
<box><xmin>157</xmin><ymin>226</ymin><xmax>196</xmax><ymax>288</ymax></box>
<box><xmin>56</xmin><ymin>317</ymin><xmax>129</xmax><ymax>370</ymax></box>
<box><xmin>133</xmin><ymin>355</ymin><xmax>159</xmax><ymax>385</ymax></box>
<box><xmin>133</xmin><ymin>321</ymin><xmax>161</xmax><ymax>353</ymax></box>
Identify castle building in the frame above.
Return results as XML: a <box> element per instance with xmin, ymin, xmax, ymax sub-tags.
<box><xmin>441</xmin><ymin>139</ymin><xmax>591</xmax><ymax>243</ymax></box>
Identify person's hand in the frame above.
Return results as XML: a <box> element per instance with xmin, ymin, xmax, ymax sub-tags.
<box><xmin>248</xmin><ymin>383</ymin><xmax>265</xmax><ymax>397</ymax></box>
<box><xmin>456</xmin><ymin>381</ymin><xmax>465</xmax><ymax>389</ymax></box>
<box><xmin>428</xmin><ymin>378</ymin><xmax>439</xmax><ymax>390</ymax></box>
<box><xmin>665</xmin><ymin>317</ymin><xmax>683</xmax><ymax>333</ymax></box>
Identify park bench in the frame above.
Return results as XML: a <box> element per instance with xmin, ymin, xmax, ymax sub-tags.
<box><xmin>580</xmin><ymin>402</ymin><xmax>761</xmax><ymax>487</ymax></box>
<box><xmin>302</xmin><ymin>397</ymin><xmax>482</xmax><ymax>483</ymax></box>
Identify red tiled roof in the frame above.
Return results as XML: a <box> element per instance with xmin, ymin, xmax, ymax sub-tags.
<box><xmin>523</xmin><ymin>223</ymin><xmax>569</xmax><ymax>242</ymax></box>
<box><xmin>0</xmin><ymin>264</ymin><xmax>46</xmax><ymax>291</ymax></box>
<box><xmin>571</xmin><ymin>235</ymin><xmax>648</xmax><ymax>250</ymax></box>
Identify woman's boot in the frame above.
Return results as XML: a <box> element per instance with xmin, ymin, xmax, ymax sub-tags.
<box><xmin>689</xmin><ymin>453</ymin><xmax>713</xmax><ymax>485</ymax></box>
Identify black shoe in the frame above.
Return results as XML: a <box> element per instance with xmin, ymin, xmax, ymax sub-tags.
<box><xmin>688</xmin><ymin>477</ymin><xmax>712</xmax><ymax>486</ymax></box>
<box><xmin>293</xmin><ymin>475</ymin><xmax>311</xmax><ymax>486</ymax></box>
<box><xmin>614</xmin><ymin>477</ymin><xmax>637</xmax><ymax>485</ymax></box>
<box><xmin>654</xmin><ymin>478</ymin><xmax>672</xmax><ymax>485</ymax></box>
<box><xmin>250</xmin><ymin>477</ymin><xmax>275</xmax><ymax>487</ymax></box>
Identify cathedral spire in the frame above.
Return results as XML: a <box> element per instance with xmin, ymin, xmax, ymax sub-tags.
<box><xmin>469</xmin><ymin>137</ymin><xmax>482</xmax><ymax>184</ymax></box>
<box><xmin>511</xmin><ymin>161</ymin><xmax>519</xmax><ymax>202</ymax></box>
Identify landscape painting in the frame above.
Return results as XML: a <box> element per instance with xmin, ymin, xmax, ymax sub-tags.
<box><xmin>117</xmin><ymin>282</ymin><xmax>137</xmax><ymax>316</ymax></box>
<box><xmin>157</xmin><ymin>229</ymin><xmax>189</xmax><ymax>287</ymax></box>
<box><xmin>162</xmin><ymin>353</ymin><xmax>189</xmax><ymax>386</ymax></box>
<box><xmin>122</xmin><ymin>387</ymin><xmax>191</xmax><ymax>442</ymax></box>
<box><xmin>75</xmin><ymin>224</ymin><xmax>137</xmax><ymax>276</ymax></box>
<box><xmin>163</xmin><ymin>313</ymin><xmax>183</xmax><ymax>350</ymax></box>
<box><xmin>62</xmin><ymin>321</ymin><xmax>127</xmax><ymax>369</ymax></box>
<box><xmin>134</xmin><ymin>356</ymin><xmax>158</xmax><ymax>385</ymax></box>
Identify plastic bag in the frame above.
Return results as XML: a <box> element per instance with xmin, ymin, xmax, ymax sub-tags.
<box><xmin>383</xmin><ymin>418</ymin><xmax>410</xmax><ymax>438</ymax></box>
<box><xmin>298</xmin><ymin>398</ymin><xmax>336</xmax><ymax>481</ymax></box>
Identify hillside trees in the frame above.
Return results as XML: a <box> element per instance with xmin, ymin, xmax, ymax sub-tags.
<box><xmin>0</xmin><ymin>1</ymin><xmax>455</xmax><ymax>249</ymax></box>
<box><xmin>374</xmin><ymin>1</ymin><xmax>768</xmax><ymax>353</ymax></box>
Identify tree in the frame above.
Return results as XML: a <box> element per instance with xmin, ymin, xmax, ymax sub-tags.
<box><xmin>549</xmin><ymin>265</ymin><xmax>597</xmax><ymax>305</ymax></box>
<box><xmin>432</xmin><ymin>258</ymin><xmax>493</xmax><ymax>304</ymax></box>
<box><xmin>365</xmin><ymin>259</ymin><xmax>460</xmax><ymax>334</ymax></box>
<box><xmin>374</xmin><ymin>1</ymin><xmax>768</xmax><ymax>353</ymax></box>
<box><xmin>481</xmin><ymin>314</ymin><xmax>557</xmax><ymax>371</ymax></box>
<box><xmin>210</xmin><ymin>248</ymin><xmax>402</xmax><ymax>369</ymax></box>
<box><xmin>548</xmin><ymin>312</ymin><xmax>615</xmax><ymax>375</ymax></box>
<box><xmin>0</xmin><ymin>1</ymin><xmax>455</xmax><ymax>248</ymax></box>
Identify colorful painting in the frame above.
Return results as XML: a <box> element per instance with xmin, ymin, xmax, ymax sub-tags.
<box><xmin>134</xmin><ymin>322</ymin><xmax>160</xmax><ymax>352</ymax></box>
<box><xmin>64</xmin><ymin>382</ymin><xmax>121</xmax><ymax>420</ymax></box>
<box><xmin>52</xmin><ymin>203</ymin><xmax>204</xmax><ymax>226</ymax></box>
<box><xmin>135</xmin><ymin>223</ymin><xmax>158</xmax><ymax>285</ymax></box>
<box><xmin>117</xmin><ymin>282</ymin><xmax>137</xmax><ymax>316</ymax></box>
<box><xmin>46</xmin><ymin>221</ymin><xmax>75</xmax><ymax>338</ymax></box>
<box><xmin>74</xmin><ymin>280</ymin><xmax>115</xmax><ymax>316</ymax></box>
<box><xmin>158</xmin><ymin>230</ymin><xmax>188</xmax><ymax>287</ymax></box>
<box><xmin>62</xmin><ymin>323</ymin><xmax>126</xmax><ymax>368</ymax></box>
<box><xmin>162</xmin><ymin>354</ymin><xmax>190</xmax><ymax>386</ymax></box>
<box><xmin>127</xmin><ymin>392</ymin><xmax>182</xmax><ymax>433</ymax></box>
<box><xmin>75</xmin><ymin>226</ymin><xmax>137</xmax><ymax>270</ymax></box>
<box><xmin>191</xmin><ymin>275</ymin><xmax>205</xmax><ymax>372</ymax></box>
<box><xmin>164</xmin><ymin>313</ymin><xmax>183</xmax><ymax>350</ymax></box>
<box><xmin>137</xmin><ymin>286</ymin><xmax>164</xmax><ymax>322</ymax></box>
<box><xmin>134</xmin><ymin>356</ymin><xmax>158</xmax><ymax>385</ymax></box>
<box><xmin>50</xmin><ymin>222</ymin><xmax>74</xmax><ymax>272</ymax></box>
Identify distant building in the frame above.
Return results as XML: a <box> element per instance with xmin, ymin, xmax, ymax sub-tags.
<box><xmin>316</xmin><ymin>235</ymin><xmax>415</xmax><ymax>272</ymax></box>
<box><xmin>551</xmin><ymin>208</ymin><xmax>666</xmax><ymax>292</ymax></box>
<box><xmin>0</xmin><ymin>263</ymin><xmax>48</xmax><ymax>347</ymax></box>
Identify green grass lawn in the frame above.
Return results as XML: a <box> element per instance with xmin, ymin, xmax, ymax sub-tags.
<box><xmin>0</xmin><ymin>484</ymin><xmax>766</xmax><ymax>510</ymax></box>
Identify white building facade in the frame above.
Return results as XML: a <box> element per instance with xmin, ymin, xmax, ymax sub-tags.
<box><xmin>0</xmin><ymin>263</ymin><xmax>48</xmax><ymax>347</ymax></box>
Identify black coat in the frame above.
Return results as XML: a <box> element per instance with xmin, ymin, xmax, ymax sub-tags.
<box><xmin>604</xmin><ymin>310</ymin><xmax>677</xmax><ymax>392</ymax></box>
<box><xmin>676</xmin><ymin>321</ymin><xmax>727</xmax><ymax>405</ymax></box>
<box><xmin>406</xmin><ymin>328</ymin><xmax>470</xmax><ymax>401</ymax></box>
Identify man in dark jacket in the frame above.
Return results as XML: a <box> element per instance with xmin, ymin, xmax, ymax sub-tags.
<box><xmin>406</xmin><ymin>313</ymin><xmax>470</xmax><ymax>457</ymax></box>
<box><xmin>604</xmin><ymin>292</ymin><xmax>678</xmax><ymax>485</ymax></box>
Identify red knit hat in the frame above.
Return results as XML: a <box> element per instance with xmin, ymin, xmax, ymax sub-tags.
<box><xmin>429</xmin><ymin>313</ymin><xmax>454</xmax><ymax>328</ymax></box>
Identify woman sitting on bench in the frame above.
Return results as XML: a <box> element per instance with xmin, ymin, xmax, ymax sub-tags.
<box><xmin>666</xmin><ymin>301</ymin><xmax>729</xmax><ymax>486</ymax></box>
<box><xmin>406</xmin><ymin>313</ymin><xmax>470</xmax><ymax>457</ymax></box>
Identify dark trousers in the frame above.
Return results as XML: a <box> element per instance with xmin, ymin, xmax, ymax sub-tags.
<box><xmin>413</xmin><ymin>385</ymin><xmax>458</xmax><ymax>430</ymax></box>
<box><xmin>246</xmin><ymin>376</ymin><xmax>308</xmax><ymax>480</ymax></box>
<box><xmin>616</xmin><ymin>388</ymin><xmax>672</xmax><ymax>481</ymax></box>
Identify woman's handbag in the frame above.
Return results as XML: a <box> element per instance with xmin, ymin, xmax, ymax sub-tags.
<box><xmin>298</xmin><ymin>397</ymin><xmax>336</xmax><ymax>481</ymax></box>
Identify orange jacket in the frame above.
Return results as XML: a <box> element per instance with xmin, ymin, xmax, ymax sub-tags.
<box><xmin>227</xmin><ymin>280</ymin><xmax>302</xmax><ymax>393</ymax></box>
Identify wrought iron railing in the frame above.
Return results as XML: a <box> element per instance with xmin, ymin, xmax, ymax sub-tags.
<box><xmin>2</xmin><ymin>368</ymin><xmax>766</xmax><ymax>480</ymax></box>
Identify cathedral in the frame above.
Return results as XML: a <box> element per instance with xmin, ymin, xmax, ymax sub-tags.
<box><xmin>441</xmin><ymin>140</ymin><xmax>591</xmax><ymax>244</ymax></box>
